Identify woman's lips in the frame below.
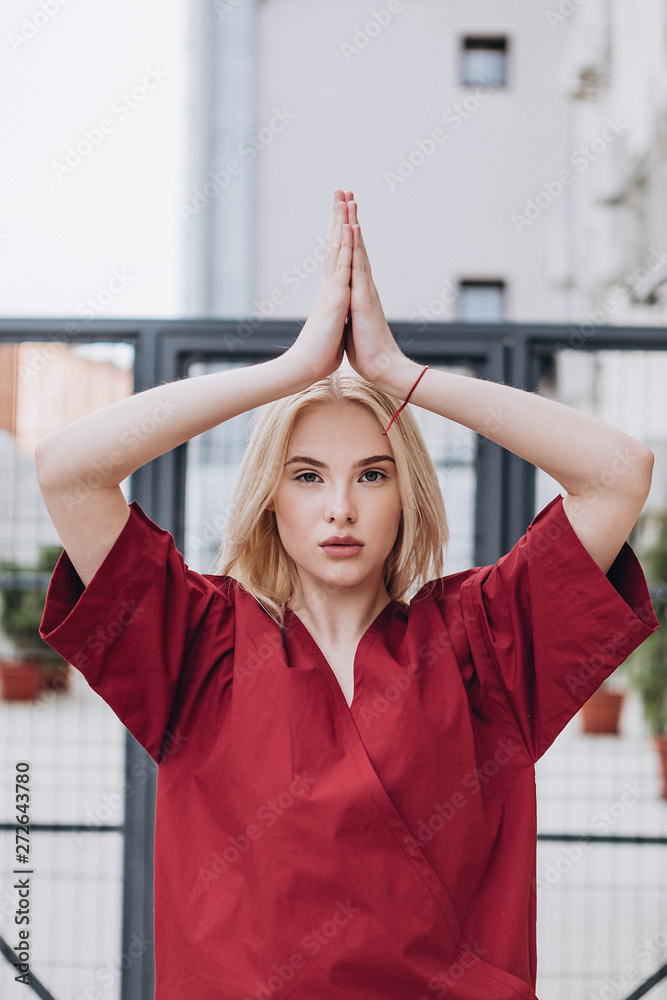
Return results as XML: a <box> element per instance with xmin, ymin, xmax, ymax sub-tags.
<box><xmin>320</xmin><ymin>544</ymin><xmax>364</xmax><ymax>558</ymax></box>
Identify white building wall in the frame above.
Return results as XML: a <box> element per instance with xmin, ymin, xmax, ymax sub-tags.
<box><xmin>541</xmin><ymin>0</ymin><xmax>667</xmax><ymax>516</ymax></box>
<box><xmin>555</xmin><ymin>0</ymin><xmax>667</xmax><ymax>321</ymax></box>
<box><xmin>0</xmin><ymin>0</ymin><xmax>189</xmax><ymax>320</ymax></box>
<box><xmin>245</xmin><ymin>0</ymin><xmax>572</xmax><ymax>324</ymax></box>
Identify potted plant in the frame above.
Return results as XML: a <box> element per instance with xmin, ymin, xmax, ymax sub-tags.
<box><xmin>627</xmin><ymin>512</ymin><xmax>667</xmax><ymax>797</ymax></box>
<box><xmin>0</xmin><ymin>657</ymin><xmax>42</xmax><ymax>701</ymax></box>
<box><xmin>0</xmin><ymin>543</ymin><xmax>69</xmax><ymax>701</ymax></box>
<box><xmin>581</xmin><ymin>674</ymin><xmax>627</xmax><ymax>735</ymax></box>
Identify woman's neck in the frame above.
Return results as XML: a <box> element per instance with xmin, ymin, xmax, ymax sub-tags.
<box><xmin>288</xmin><ymin>587</ymin><xmax>393</xmax><ymax>647</ymax></box>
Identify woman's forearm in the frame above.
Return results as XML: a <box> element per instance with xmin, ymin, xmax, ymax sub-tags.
<box><xmin>380</xmin><ymin>359</ymin><xmax>653</xmax><ymax>503</ymax></box>
<box><xmin>36</xmin><ymin>354</ymin><xmax>311</xmax><ymax>493</ymax></box>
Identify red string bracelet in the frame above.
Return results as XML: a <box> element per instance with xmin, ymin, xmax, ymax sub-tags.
<box><xmin>382</xmin><ymin>365</ymin><xmax>430</xmax><ymax>435</ymax></box>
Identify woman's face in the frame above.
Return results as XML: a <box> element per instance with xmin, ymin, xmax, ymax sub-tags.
<box><xmin>267</xmin><ymin>402</ymin><xmax>403</xmax><ymax>599</ymax></box>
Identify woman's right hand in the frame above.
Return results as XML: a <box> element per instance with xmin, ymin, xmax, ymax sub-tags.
<box><xmin>283</xmin><ymin>189</ymin><xmax>354</xmax><ymax>383</ymax></box>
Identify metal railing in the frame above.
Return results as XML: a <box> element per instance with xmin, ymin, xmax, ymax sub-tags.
<box><xmin>2</xmin><ymin>317</ymin><xmax>667</xmax><ymax>999</ymax></box>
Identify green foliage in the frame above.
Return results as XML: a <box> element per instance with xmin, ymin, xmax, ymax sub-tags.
<box><xmin>0</xmin><ymin>545</ymin><xmax>62</xmax><ymax>661</ymax></box>
<box><xmin>627</xmin><ymin>513</ymin><xmax>667</xmax><ymax>735</ymax></box>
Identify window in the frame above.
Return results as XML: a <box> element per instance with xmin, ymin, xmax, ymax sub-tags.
<box><xmin>456</xmin><ymin>280</ymin><xmax>506</xmax><ymax>322</ymax></box>
<box><xmin>460</xmin><ymin>36</ymin><xmax>508</xmax><ymax>87</ymax></box>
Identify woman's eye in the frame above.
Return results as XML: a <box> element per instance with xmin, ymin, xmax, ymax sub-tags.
<box><xmin>294</xmin><ymin>470</ymin><xmax>387</xmax><ymax>484</ymax></box>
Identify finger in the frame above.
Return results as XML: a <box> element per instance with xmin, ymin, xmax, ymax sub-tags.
<box><xmin>337</xmin><ymin>192</ymin><xmax>353</xmax><ymax>228</ymax></box>
<box><xmin>327</xmin><ymin>191</ymin><xmax>347</xmax><ymax>243</ymax></box>
<box><xmin>354</xmin><ymin>224</ymin><xmax>373</xmax><ymax>273</ymax></box>
<box><xmin>351</xmin><ymin>225</ymin><xmax>367</xmax><ymax>272</ymax></box>
<box><xmin>335</xmin><ymin>223</ymin><xmax>354</xmax><ymax>279</ymax></box>
<box><xmin>324</xmin><ymin>197</ymin><xmax>340</xmax><ymax>252</ymax></box>
<box><xmin>348</xmin><ymin>201</ymin><xmax>359</xmax><ymax>226</ymax></box>
<box><xmin>328</xmin><ymin>194</ymin><xmax>346</xmax><ymax>233</ymax></box>
<box><xmin>323</xmin><ymin>201</ymin><xmax>347</xmax><ymax>278</ymax></box>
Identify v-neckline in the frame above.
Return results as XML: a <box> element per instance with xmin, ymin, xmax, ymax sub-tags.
<box><xmin>283</xmin><ymin>600</ymin><xmax>403</xmax><ymax>711</ymax></box>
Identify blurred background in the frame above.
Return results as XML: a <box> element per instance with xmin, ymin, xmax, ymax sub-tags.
<box><xmin>1</xmin><ymin>0</ymin><xmax>667</xmax><ymax>997</ymax></box>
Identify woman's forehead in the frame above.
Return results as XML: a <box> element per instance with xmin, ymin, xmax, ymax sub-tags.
<box><xmin>289</xmin><ymin>402</ymin><xmax>387</xmax><ymax>443</ymax></box>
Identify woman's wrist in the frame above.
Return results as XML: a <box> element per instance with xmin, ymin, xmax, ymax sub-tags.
<box><xmin>375</xmin><ymin>356</ymin><xmax>427</xmax><ymax>400</ymax></box>
<box><xmin>270</xmin><ymin>348</ymin><xmax>329</xmax><ymax>393</ymax></box>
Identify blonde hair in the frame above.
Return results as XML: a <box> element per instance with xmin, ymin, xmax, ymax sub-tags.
<box><xmin>214</xmin><ymin>369</ymin><xmax>448</xmax><ymax>629</ymax></box>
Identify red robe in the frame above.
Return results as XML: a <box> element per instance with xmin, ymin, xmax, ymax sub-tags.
<box><xmin>40</xmin><ymin>495</ymin><xmax>658</xmax><ymax>999</ymax></box>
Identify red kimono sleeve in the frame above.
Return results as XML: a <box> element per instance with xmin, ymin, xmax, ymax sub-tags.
<box><xmin>457</xmin><ymin>495</ymin><xmax>658</xmax><ymax>762</ymax></box>
<box><xmin>39</xmin><ymin>501</ymin><xmax>236</xmax><ymax>763</ymax></box>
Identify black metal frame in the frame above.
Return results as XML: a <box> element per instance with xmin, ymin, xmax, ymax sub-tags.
<box><xmin>2</xmin><ymin>317</ymin><xmax>667</xmax><ymax>1000</ymax></box>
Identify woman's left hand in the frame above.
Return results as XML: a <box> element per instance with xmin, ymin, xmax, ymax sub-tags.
<box><xmin>344</xmin><ymin>201</ymin><xmax>408</xmax><ymax>389</ymax></box>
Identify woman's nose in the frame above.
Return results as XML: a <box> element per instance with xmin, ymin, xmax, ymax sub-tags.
<box><xmin>325</xmin><ymin>487</ymin><xmax>356</xmax><ymax>520</ymax></box>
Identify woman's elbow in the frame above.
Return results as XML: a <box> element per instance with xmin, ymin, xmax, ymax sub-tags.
<box><xmin>35</xmin><ymin>434</ymin><xmax>63</xmax><ymax>494</ymax></box>
<box><xmin>626</xmin><ymin>442</ymin><xmax>654</xmax><ymax>503</ymax></box>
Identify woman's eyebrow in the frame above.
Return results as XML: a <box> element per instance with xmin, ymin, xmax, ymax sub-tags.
<box><xmin>284</xmin><ymin>454</ymin><xmax>396</xmax><ymax>469</ymax></box>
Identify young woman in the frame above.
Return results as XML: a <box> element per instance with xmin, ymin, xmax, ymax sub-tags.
<box><xmin>38</xmin><ymin>191</ymin><xmax>658</xmax><ymax>999</ymax></box>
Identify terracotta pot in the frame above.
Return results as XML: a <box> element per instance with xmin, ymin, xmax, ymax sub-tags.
<box><xmin>654</xmin><ymin>735</ymin><xmax>667</xmax><ymax>799</ymax></box>
<box><xmin>581</xmin><ymin>688</ymin><xmax>625</xmax><ymax>735</ymax></box>
<box><xmin>38</xmin><ymin>659</ymin><xmax>71</xmax><ymax>693</ymax></box>
<box><xmin>0</xmin><ymin>659</ymin><xmax>42</xmax><ymax>701</ymax></box>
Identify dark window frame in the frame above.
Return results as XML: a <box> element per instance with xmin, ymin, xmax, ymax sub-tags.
<box><xmin>460</xmin><ymin>35</ymin><xmax>510</xmax><ymax>87</ymax></box>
